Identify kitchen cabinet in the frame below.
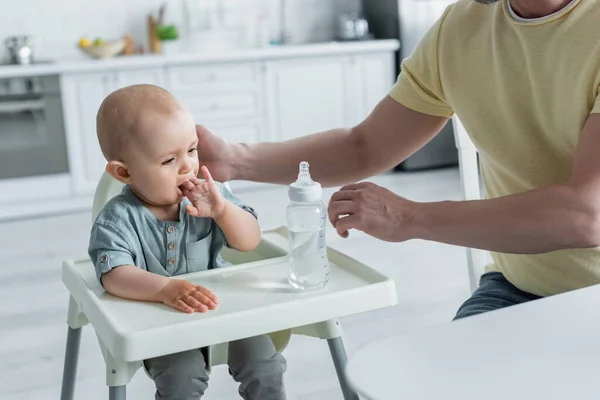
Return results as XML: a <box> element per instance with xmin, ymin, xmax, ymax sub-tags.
<box><xmin>167</xmin><ymin>62</ymin><xmax>258</xmax><ymax>93</ymax></box>
<box><xmin>61</xmin><ymin>72</ymin><xmax>115</xmax><ymax>195</ymax></box>
<box><xmin>116</xmin><ymin>68</ymin><xmax>165</xmax><ymax>88</ymax></box>
<box><xmin>61</xmin><ymin>68</ymin><xmax>165</xmax><ymax>194</ymax></box>
<box><xmin>265</xmin><ymin>57</ymin><xmax>353</xmax><ymax>141</ymax></box>
<box><xmin>264</xmin><ymin>53</ymin><xmax>395</xmax><ymax>140</ymax></box>
<box><xmin>354</xmin><ymin>53</ymin><xmax>395</xmax><ymax>125</ymax></box>
<box><xmin>203</xmin><ymin>121</ymin><xmax>262</xmax><ymax>145</ymax></box>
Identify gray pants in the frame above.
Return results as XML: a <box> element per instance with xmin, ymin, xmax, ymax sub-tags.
<box><xmin>144</xmin><ymin>334</ymin><xmax>287</xmax><ymax>400</ymax></box>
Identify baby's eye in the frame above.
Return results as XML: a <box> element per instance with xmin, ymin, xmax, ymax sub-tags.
<box><xmin>162</xmin><ymin>157</ymin><xmax>175</xmax><ymax>165</ymax></box>
<box><xmin>188</xmin><ymin>147</ymin><xmax>198</xmax><ymax>154</ymax></box>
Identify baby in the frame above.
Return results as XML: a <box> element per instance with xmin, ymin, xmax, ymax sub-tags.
<box><xmin>88</xmin><ymin>84</ymin><xmax>287</xmax><ymax>400</ymax></box>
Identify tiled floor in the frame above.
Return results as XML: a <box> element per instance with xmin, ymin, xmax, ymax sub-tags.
<box><xmin>0</xmin><ymin>167</ymin><xmax>473</xmax><ymax>400</ymax></box>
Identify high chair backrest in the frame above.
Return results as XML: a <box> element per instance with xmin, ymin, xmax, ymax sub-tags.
<box><xmin>92</xmin><ymin>172</ymin><xmax>125</xmax><ymax>223</ymax></box>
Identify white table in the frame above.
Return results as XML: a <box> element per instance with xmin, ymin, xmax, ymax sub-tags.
<box><xmin>60</xmin><ymin>228</ymin><xmax>397</xmax><ymax>400</ymax></box>
<box><xmin>346</xmin><ymin>284</ymin><xmax>600</xmax><ymax>400</ymax></box>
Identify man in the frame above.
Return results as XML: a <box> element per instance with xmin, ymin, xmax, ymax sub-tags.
<box><xmin>196</xmin><ymin>0</ymin><xmax>600</xmax><ymax>319</ymax></box>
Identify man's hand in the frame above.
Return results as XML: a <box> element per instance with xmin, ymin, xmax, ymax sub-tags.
<box><xmin>157</xmin><ymin>279</ymin><xmax>219</xmax><ymax>314</ymax></box>
<box><xmin>181</xmin><ymin>166</ymin><xmax>226</xmax><ymax>219</ymax></box>
<box><xmin>195</xmin><ymin>125</ymin><xmax>234</xmax><ymax>182</ymax></box>
<box><xmin>328</xmin><ymin>182</ymin><xmax>419</xmax><ymax>242</ymax></box>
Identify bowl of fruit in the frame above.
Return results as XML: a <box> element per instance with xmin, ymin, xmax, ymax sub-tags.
<box><xmin>78</xmin><ymin>37</ymin><xmax>126</xmax><ymax>59</ymax></box>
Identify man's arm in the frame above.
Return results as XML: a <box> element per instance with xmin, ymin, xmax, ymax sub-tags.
<box><xmin>230</xmin><ymin>96</ymin><xmax>448</xmax><ymax>187</ymax></box>
<box><xmin>331</xmin><ymin>114</ymin><xmax>600</xmax><ymax>253</ymax></box>
<box><xmin>413</xmin><ymin>114</ymin><xmax>600</xmax><ymax>253</ymax></box>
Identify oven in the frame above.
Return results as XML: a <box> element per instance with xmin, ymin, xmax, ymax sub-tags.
<box><xmin>0</xmin><ymin>75</ymin><xmax>68</xmax><ymax>180</ymax></box>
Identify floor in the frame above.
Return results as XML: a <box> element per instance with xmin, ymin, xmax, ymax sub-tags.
<box><xmin>1</xmin><ymin>167</ymin><xmax>474</xmax><ymax>400</ymax></box>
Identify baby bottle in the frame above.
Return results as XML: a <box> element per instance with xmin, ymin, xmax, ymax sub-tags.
<box><xmin>286</xmin><ymin>161</ymin><xmax>330</xmax><ymax>290</ymax></box>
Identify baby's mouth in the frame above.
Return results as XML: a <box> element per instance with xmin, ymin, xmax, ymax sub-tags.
<box><xmin>177</xmin><ymin>173</ymin><xmax>196</xmax><ymax>195</ymax></box>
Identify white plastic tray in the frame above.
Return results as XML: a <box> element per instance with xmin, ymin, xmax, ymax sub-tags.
<box><xmin>62</xmin><ymin>228</ymin><xmax>397</xmax><ymax>362</ymax></box>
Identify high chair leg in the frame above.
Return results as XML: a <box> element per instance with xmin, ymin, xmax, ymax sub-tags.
<box><xmin>328</xmin><ymin>336</ymin><xmax>359</xmax><ymax>400</ymax></box>
<box><xmin>60</xmin><ymin>327</ymin><xmax>82</xmax><ymax>400</ymax></box>
<box><xmin>109</xmin><ymin>386</ymin><xmax>126</xmax><ymax>400</ymax></box>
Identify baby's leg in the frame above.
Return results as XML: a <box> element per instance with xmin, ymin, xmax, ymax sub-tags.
<box><xmin>228</xmin><ymin>334</ymin><xmax>287</xmax><ymax>400</ymax></box>
<box><xmin>144</xmin><ymin>348</ymin><xmax>209</xmax><ymax>400</ymax></box>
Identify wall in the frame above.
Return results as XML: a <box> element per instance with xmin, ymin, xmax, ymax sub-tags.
<box><xmin>0</xmin><ymin>0</ymin><xmax>361</xmax><ymax>62</ymax></box>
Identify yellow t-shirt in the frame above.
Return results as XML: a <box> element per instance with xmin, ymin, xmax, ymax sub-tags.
<box><xmin>389</xmin><ymin>0</ymin><xmax>600</xmax><ymax>297</ymax></box>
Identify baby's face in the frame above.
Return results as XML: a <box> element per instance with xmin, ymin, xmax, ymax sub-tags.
<box><xmin>125</xmin><ymin>110</ymin><xmax>199</xmax><ymax>207</ymax></box>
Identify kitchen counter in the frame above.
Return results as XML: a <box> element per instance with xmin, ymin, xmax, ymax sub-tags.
<box><xmin>0</xmin><ymin>39</ymin><xmax>400</xmax><ymax>79</ymax></box>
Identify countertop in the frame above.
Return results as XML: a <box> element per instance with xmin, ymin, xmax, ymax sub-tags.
<box><xmin>0</xmin><ymin>39</ymin><xmax>400</xmax><ymax>79</ymax></box>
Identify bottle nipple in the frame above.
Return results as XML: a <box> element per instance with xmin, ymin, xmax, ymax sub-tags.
<box><xmin>296</xmin><ymin>161</ymin><xmax>313</xmax><ymax>186</ymax></box>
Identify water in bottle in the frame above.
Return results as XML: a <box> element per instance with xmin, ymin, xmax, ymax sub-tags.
<box><xmin>286</xmin><ymin>162</ymin><xmax>330</xmax><ymax>290</ymax></box>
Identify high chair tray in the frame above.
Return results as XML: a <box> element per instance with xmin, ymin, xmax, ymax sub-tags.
<box><xmin>62</xmin><ymin>227</ymin><xmax>397</xmax><ymax>362</ymax></box>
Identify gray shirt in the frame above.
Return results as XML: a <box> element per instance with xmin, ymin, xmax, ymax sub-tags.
<box><xmin>88</xmin><ymin>183</ymin><xmax>257</xmax><ymax>285</ymax></box>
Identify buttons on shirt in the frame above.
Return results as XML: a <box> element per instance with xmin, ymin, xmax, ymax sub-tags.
<box><xmin>168</xmin><ymin>258</ymin><xmax>175</xmax><ymax>265</ymax></box>
<box><xmin>100</xmin><ymin>254</ymin><xmax>108</xmax><ymax>263</ymax></box>
<box><xmin>168</xmin><ymin>242</ymin><xmax>175</xmax><ymax>250</ymax></box>
<box><xmin>167</xmin><ymin>225</ymin><xmax>175</xmax><ymax>233</ymax></box>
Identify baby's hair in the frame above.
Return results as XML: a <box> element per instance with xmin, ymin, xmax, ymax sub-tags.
<box><xmin>96</xmin><ymin>84</ymin><xmax>185</xmax><ymax>161</ymax></box>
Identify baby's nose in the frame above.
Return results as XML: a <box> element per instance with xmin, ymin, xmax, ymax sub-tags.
<box><xmin>181</xmin><ymin>157</ymin><xmax>192</xmax><ymax>172</ymax></box>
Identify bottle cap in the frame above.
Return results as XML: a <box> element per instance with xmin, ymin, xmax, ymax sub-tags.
<box><xmin>288</xmin><ymin>161</ymin><xmax>322</xmax><ymax>202</ymax></box>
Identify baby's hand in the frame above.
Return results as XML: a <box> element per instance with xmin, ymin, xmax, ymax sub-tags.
<box><xmin>157</xmin><ymin>279</ymin><xmax>219</xmax><ymax>314</ymax></box>
<box><xmin>180</xmin><ymin>166</ymin><xmax>225</xmax><ymax>219</ymax></box>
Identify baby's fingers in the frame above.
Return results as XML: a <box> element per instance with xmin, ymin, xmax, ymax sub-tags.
<box><xmin>180</xmin><ymin>180</ymin><xmax>195</xmax><ymax>191</ymax></box>
<box><xmin>172</xmin><ymin>299</ymin><xmax>195</xmax><ymax>314</ymax></box>
<box><xmin>191</xmin><ymin>289</ymin><xmax>218</xmax><ymax>310</ymax></box>
<box><xmin>199</xmin><ymin>166</ymin><xmax>215</xmax><ymax>184</ymax></box>
<box><xmin>183</xmin><ymin>295</ymin><xmax>209</xmax><ymax>312</ymax></box>
<box><xmin>196</xmin><ymin>286</ymin><xmax>219</xmax><ymax>304</ymax></box>
<box><xmin>186</xmin><ymin>204</ymin><xmax>200</xmax><ymax>217</ymax></box>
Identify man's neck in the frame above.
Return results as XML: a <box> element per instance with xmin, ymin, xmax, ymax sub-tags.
<box><xmin>510</xmin><ymin>0</ymin><xmax>574</xmax><ymax>18</ymax></box>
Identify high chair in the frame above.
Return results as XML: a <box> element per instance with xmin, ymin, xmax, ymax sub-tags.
<box><xmin>60</xmin><ymin>172</ymin><xmax>398</xmax><ymax>400</ymax></box>
<box><xmin>452</xmin><ymin>115</ymin><xmax>488</xmax><ymax>293</ymax></box>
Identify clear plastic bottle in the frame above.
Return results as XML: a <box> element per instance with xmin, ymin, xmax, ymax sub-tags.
<box><xmin>286</xmin><ymin>161</ymin><xmax>330</xmax><ymax>290</ymax></box>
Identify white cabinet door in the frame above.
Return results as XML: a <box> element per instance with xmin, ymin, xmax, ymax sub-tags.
<box><xmin>115</xmin><ymin>68</ymin><xmax>165</xmax><ymax>89</ymax></box>
<box><xmin>265</xmin><ymin>57</ymin><xmax>352</xmax><ymax>141</ymax></box>
<box><xmin>205</xmin><ymin>121</ymin><xmax>262</xmax><ymax>144</ymax></box>
<box><xmin>353</xmin><ymin>53</ymin><xmax>396</xmax><ymax>125</ymax></box>
<box><xmin>61</xmin><ymin>72</ymin><xmax>115</xmax><ymax>195</ymax></box>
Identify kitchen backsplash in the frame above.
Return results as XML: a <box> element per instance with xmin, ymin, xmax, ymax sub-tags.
<box><xmin>0</xmin><ymin>0</ymin><xmax>361</xmax><ymax>62</ymax></box>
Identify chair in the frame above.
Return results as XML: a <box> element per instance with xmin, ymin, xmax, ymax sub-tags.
<box><xmin>60</xmin><ymin>172</ymin><xmax>397</xmax><ymax>400</ymax></box>
<box><xmin>91</xmin><ymin>173</ymin><xmax>291</xmax><ymax>372</ymax></box>
<box><xmin>452</xmin><ymin>115</ymin><xmax>489</xmax><ymax>293</ymax></box>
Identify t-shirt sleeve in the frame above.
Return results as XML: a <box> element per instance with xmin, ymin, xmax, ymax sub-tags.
<box><xmin>217</xmin><ymin>182</ymin><xmax>258</xmax><ymax>220</ymax></box>
<box><xmin>388</xmin><ymin>5</ymin><xmax>454</xmax><ymax>118</ymax></box>
<box><xmin>88</xmin><ymin>223</ymin><xmax>135</xmax><ymax>285</ymax></box>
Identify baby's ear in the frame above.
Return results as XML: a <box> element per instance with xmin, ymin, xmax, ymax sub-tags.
<box><xmin>106</xmin><ymin>161</ymin><xmax>131</xmax><ymax>184</ymax></box>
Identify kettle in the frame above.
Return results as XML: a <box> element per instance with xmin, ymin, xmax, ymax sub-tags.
<box><xmin>336</xmin><ymin>13</ymin><xmax>371</xmax><ymax>41</ymax></box>
<box><xmin>5</xmin><ymin>35</ymin><xmax>34</xmax><ymax>65</ymax></box>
